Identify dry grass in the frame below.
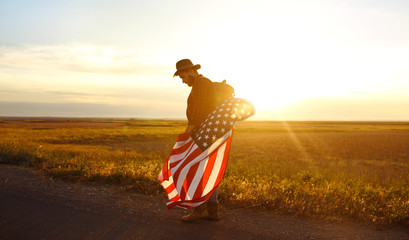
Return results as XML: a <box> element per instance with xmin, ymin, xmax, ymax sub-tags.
<box><xmin>1</xmin><ymin>119</ymin><xmax>408</xmax><ymax>225</ymax></box>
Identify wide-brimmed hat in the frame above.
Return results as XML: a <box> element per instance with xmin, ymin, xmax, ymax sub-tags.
<box><xmin>173</xmin><ymin>59</ymin><xmax>201</xmax><ymax>77</ymax></box>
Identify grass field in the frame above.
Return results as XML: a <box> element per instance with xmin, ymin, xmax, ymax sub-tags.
<box><xmin>1</xmin><ymin>119</ymin><xmax>408</xmax><ymax>225</ymax></box>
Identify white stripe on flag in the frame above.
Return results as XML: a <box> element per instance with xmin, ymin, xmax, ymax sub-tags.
<box><xmin>171</xmin><ymin>144</ymin><xmax>199</xmax><ymax>172</ymax></box>
<box><xmin>173</xmin><ymin>137</ymin><xmax>192</xmax><ymax>149</ymax></box>
<box><xmin>167</xmin><ymin>187</ymin><xmax>178</xmax><ymax>200</ymax></box>
<box><xmin>161</xmin><ymin>175</ymin><xmax>174</xmax><ymax>189</ymax></box>
<box><xmin>185</xmin><ymin>157</ymin><xmax>209</xmax><ymax>200</ymax></box>
<box><xmin>169</xmin><ymin>142</ymin><xmax>196</xmax><ymax>165</ymax></box>
<box><xmin>202</xmin><ymin>140</ymin><xmax>226</xmax><ymax>196</ymax></box>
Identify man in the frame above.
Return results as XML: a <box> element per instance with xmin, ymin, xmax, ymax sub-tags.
<box><xmin>173</xmin><ymin>59</ymin><xmax>220</xmax><ymax>221</ymax></box>
<box><xmin>160</xmin><ymin>59</ymin><xmax>254</xmax><ymax>222</ymax></box>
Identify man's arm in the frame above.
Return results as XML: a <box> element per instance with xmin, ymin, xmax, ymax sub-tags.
<box><xmin>184</xmin><ymin>124</ymin><xmax>196</xmax><ymax>133</ymax></box>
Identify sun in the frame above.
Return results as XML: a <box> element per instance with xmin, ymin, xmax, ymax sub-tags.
<box><xmin>232</xmin><ymin>78</ymin><xmax>307</xmax><ymax>112</ymax></box>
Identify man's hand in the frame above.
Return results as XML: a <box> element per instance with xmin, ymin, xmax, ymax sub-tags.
<box><xmin>184</xmin><ymin>125</ymin><xmax>196</xmax><ymax>133</ymax></box>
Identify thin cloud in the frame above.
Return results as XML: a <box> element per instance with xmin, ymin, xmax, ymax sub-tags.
<box><xmin>43</xmin><ymin>90</ymin><xmax>98</xmax><ymax>97</ymax></box>
<box><xmin>0</xmin><ymin>101</ymin><xmax>185</xmax><ymax>119</ymax></box>
<box><xmin>0</xmin><ymin>85</ymin><xmax>187</xmax><ymax>116</ymax></box>
<box><xmin>0</xmin><ymin>44</ymin><xmax>173</xmax><ymax>75</ymax></box>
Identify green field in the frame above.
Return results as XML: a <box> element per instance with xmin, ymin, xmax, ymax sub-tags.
<box><xmin>1</xmin><ymin>119</ymin><xmax>408</xmax><ymax>225</ymax></box>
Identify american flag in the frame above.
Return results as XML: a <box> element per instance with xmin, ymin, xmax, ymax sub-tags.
<box><xmin>158</xmin><ymin>97</ymin><xmax>255</xmax><ymax>209</ymax></box>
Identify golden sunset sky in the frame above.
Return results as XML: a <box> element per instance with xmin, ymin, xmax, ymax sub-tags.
<box><xmin>1</xmin><ymin>0</ymin><xmax>408</xmax><ymax>120</ymax></box>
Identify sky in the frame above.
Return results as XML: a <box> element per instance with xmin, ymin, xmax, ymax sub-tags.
<box><xmin>1</xmin><ymin>0</ymin><xmax>409</xmax><ymax>121</ymax></box>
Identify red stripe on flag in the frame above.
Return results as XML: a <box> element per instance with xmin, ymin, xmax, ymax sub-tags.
<box><xmin>172</xmin><ymin>139</ymin><xmax>193</xmax><ymax>154</ymax></box>
<box><xmin>175</xmin><ymin>131</ymin><xmax>191</xmax><ymax>142</ymax></box>
<box><xmin>184</xmin><ymin>161</ymin><xmax>200</xmax><ymax>197</ymax></box>
<box><xmin>169</xmin><ymin>143</ymin><xmax>196</xmax><ymax>169</ymax></box>
<box><xmin>171</xmin><ymin>147</ymin><xmax>203</xmax><ymax>182</ymax></box>
<box><xmin>178</xmin><ymin>178</ymin><xmax>188</xmax><ymax>200</ymax></box>
<box><xmin>215</xmin><ymin>135</ymin><xmax>232</xmax><ymax>184</ymax></box>
<box><xmin>192</xmin><ymin>150</ymin><xmax>218</xmax><ymax>200</ymax></box>
<box><xmin>165</xmin><ymin>184</ymin><xmax>175</xmax><ymax>194</ymax></box>
<box><xmin>169</xmin><ymin>143</ymin><xmax>197</xmax><ymax>167</ymax></box>
<box><xmin>159</xmin><ymin>160</ymin><xmax>170</xmax><ymax>181</ymax></box>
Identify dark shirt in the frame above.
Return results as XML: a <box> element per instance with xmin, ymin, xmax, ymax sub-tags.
<box><xmin>186</xmin><ymin>75</ymin><xmax>216</xmax><ymax>127</ymax></box>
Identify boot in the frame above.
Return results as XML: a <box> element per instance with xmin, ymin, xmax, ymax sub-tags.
<box><xmin>181</xmin><ymin>203</ymin><xmax>208</xmax><ymax>222</ymax></box>
<box><xmin>207</xmin><ymin>202</ymin><xmax>220</xmax><ymax>221</ymax></box>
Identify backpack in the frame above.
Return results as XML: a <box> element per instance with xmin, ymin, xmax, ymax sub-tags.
<box><xmin>213</xmin><ymin>80</ymin><xmax>235</xmax><ymax>106</ymax></box>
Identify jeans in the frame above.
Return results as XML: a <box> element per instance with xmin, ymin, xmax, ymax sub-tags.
<box><xmin>208</xmin><ymin>189</ymin><xmax>218</xmax><ymax>203</ymax></box>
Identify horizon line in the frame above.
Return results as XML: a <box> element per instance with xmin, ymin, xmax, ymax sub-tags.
<box><xmin>1</xmin><ymin>116</ymin><xmax>408</xmax><ymax>123</ymax></box>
